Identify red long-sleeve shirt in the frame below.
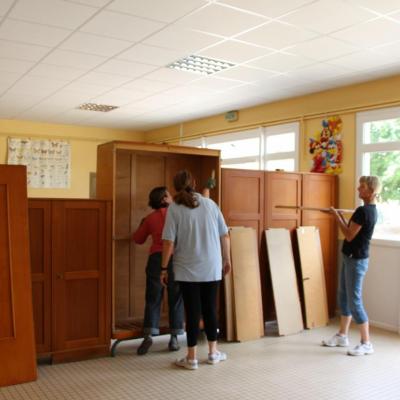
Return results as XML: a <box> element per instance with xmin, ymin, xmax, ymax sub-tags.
<box><xmin>132</xmin><ymin>208</ymin><xmax>167</xmax><ymax>254</ymax></box>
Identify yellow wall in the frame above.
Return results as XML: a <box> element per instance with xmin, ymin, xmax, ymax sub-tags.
<box><xmin>145</xmin><ymin>74</ymin><xmax>400</xmax><ymax>209</ymax></box>
<box><xmin>0</xmin><ymin>119</ymin><xmax>144</xmax><ymax>198</ymax></box>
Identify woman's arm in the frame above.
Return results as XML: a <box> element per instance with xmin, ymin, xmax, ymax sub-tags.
<box><xmin>161</xmin><ymin>240</ymin><xmax>174</xmax><ymax>286</ymax></box>
<box><xmin>220</xmin><ymin>233</ymin><xmax>231</xmax><ymax>275</ymax></box>
<box><xmin>331</xmin><ymin>207</ymin><xmax>362</xmax><ymax>242</ymax></box>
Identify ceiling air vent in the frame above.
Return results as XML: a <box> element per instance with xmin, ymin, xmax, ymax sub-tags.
<box><xmin>77</xmin><ymin>103</ymin><xmax>118</xmax><ymax>112</ymax></box>
<box><xmin>167</xmin><ymin>55</ymin><xmax>235</xmax><ymax>76</ymax></box>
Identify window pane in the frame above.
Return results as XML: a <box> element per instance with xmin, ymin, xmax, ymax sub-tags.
<box><xmin>266</xmin><ymin>158</ymin><xmax>295</xmax><ymax>172</ymax></box>
<box><xmin>266</xmin><ymin>133</ymin><xmax>295</xmax><ymax>154</ymax></box>
<box><xmin>363</xmin><ymin>150</ymin><xmax>400</xmax><ymax>239</ymax></box>
<box><xmin>363</xmin><ymin>118</ymin><xmax>400</xmax><ymax>144</ymax></box>
<box><xmin>222</xmin><ymin>161</ymin><xmax>260</xmax><ymax>170</ymax></box>
<box><xmin>208</xmin><ymin>137</ymin><xmax>260</xmax><ymax>160</ymax></box>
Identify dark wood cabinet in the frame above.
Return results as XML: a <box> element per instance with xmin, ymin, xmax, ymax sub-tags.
<box><xmin>221</xmin><ymin>169</ymin><xmax>338</xmax><ymax>318</ymax></box>
<box><xmin>96</xmin><ymin>141</ymin><xmax>220</xmax><ymax>342</ymax></box>
<box><xmin>28</xmin><ymin>199</ymin><xmax>112</xmax><ymax>363</ymax></box>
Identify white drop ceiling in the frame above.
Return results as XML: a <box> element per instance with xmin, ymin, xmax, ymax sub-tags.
<box><xmin>1</xmin><ymin>0</ymin><xmax>400</xmax><ymax>131</ymax></box>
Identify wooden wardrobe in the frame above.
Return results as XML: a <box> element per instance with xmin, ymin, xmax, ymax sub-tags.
<box><xmin>96</xmin><ymin>141</ymin><xmax>220</xmax><ymax>341</ymax></box>
<box><xmin>28</xmin><ymin>199</ymin><xmax>112</xmax><ymax>363</ymax></box>
<box><xmin>221</xmin><ymin>169</ymin><xmax>338</xmax><ymax>319</ymax></box>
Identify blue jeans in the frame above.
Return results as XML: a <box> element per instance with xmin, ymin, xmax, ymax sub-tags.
<box><xmin>143</xmin><ymin>253</ymin><xmax>184</xmax><ymax>336</ymax></box>
<box><xmin>338</xmin><ymin>254</ymin><xmax>369</xmax><ymax>324</ymax></box>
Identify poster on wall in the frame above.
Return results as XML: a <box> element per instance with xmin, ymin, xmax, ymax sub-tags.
<box><xmin>7</xmin><ymin>137</ymin><xmax>71</xmax><ymax>188</ymax></box>
<box><xmin>309</xmin><ymin>116</ymin><xmax>343</xmax><ymax>174</ymax></box>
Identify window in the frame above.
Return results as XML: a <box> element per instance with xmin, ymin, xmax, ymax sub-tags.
<box><xmin>182</xmin><ymin>122</ymin><xmax>299</xmax><ymax>171</ymax></box>
<box><xmin>357</xmin><ymin>107</ymin><xmax>400</xmax><ymax>241</ymax></box>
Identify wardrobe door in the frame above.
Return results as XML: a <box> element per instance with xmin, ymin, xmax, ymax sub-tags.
<box><xmin>0</xmin><ymin>165</ymin><xmax>36</xmax><ymax>387</ymax></box>
<box><xmin>28</xmin><ymin>199</ymin><xmax>52</xmax><ymax>355</ymax></box>
<box><xmin>264</xmin><ymin>171</ymin><xmax>301</xmax><ymax>231</ymax></box>
<box><xmin>221</xmin><ymin>168</ymin><xmax>264</xmax><ymax>242</ymax></box>
<box><xmin>51</xmin><ymin>200</ymin><xmax>111</xmax><ymax>362</ymax></box>
<box><xmin>302</xmin><ymin>173</ymin><xmax>338</xmax><ymax>317</ymax></box>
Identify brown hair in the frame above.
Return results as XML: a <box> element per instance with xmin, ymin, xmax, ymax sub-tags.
<box><xmin>173</xmin><ymin>170</ymin><xmax>199</xmax><ymax>209</ymax></box>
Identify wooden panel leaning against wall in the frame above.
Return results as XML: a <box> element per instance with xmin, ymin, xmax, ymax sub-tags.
<box><xmin>221</xmin><ymin>169</ymin><xmax>338</xmax><ymax>323</ymax></box>
<box><xmin>0</xmin><ymin>165</ymin><xmax>37</xmax><ymax>387</ymax></box>
<box><xmin>96</xmin><ymin>141</ymin><xmax>220</xmax><ymax>342</ymax></box>
<box><xmin>28</xmin><ymin>199</ymin><xmax>112</xmax><ymax>363</ymax></box>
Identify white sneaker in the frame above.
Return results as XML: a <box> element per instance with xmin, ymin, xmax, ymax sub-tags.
<box><xmin>207</xmin><ymin>351</ymin><xmax>227</xmax><ymax>365</ymax></box>
<box><xmin>175</xmin><ymin>357</ymin><xmax>198</xmax><ymax>370</ymax></box>
<box><xmin>321</xmin><ymin>333</ymin><xmax>349</xmax><ymax>347</ymax></box>
<box><xmin>347</xmin><ymin>342</ymin><xmax>374</xmax><ymax>356</ymax></box>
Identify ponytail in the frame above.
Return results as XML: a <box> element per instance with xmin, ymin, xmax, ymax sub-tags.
<box><xmin>173</xmin><ymin>170</ymin><xmax>199</xmax><ymax>209</ymax></box>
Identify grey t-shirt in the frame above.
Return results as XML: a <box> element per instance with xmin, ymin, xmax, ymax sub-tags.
<box><xmin>162</xmin><ymin>193</ymin><xmax>228</xmax><ymax>282</ymax></box>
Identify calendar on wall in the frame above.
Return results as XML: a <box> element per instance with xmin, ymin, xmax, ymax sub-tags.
<box><xmin>7</xmin><ymin>137</ymin><xmax>71</xmax><ymax>188</ymax></box>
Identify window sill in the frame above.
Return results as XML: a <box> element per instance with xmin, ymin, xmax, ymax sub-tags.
<box><xmin>371</xmin><ymin>238</ymin><xmax>400</xmax><ymax>248</ymax></box>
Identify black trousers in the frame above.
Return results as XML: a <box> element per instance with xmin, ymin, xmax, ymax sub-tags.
<box><xmin>178</xmin><ymin>281</ymin><xmax>220</xmax><ymax>347</ymax></box>
<box><xmin>143</xmin><ymin>253</ymin><xmax>184</xmax><ymax>336</ymax></box>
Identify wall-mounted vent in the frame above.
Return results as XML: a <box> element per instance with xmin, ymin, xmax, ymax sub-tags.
<box><xmin>167</xmin><ymin>55</ymin><xmax>235</xmax><ymax>76</ymax></box>
<box><xmin>77</xmin><ymin>103</ymin><xmax>118</xmax><ymax>112</ymax></box>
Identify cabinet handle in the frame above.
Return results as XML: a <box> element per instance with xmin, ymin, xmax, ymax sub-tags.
<box><xmin>56</xmin><ymin>273</ymin><xmax>64</xmax><ymax>279</ymax></box>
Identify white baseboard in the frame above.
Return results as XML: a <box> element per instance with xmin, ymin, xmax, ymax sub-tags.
<box><xmin>369</xmin><ymin>319</ymin><xmax>398</xmax><ymax>333</ymax></box>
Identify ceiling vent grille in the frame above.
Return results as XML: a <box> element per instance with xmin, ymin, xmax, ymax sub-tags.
<box><xmin>167</xmin><ymin>55</ymin><xmax>235</xmax><ymax>76</ymax></box>
<box><xmin>77</xmin><ymin>103</ymin><xmax>118</xmax><ymax>112</ymax></box>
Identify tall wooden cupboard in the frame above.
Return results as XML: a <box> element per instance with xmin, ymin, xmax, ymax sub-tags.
<box><xmin>221</xmin><ymin>169</ymin><xmax>338</xmax><ymax>318</ymax></box>
<box><xmin>28</xmin><ymin>199</ymin><xmax>112</xmax><ymax>363</ymax></box>
<box><xmin>96</xmin><ymin>141</ymin><xmax>220</xmax><ymax>340</ymax></box>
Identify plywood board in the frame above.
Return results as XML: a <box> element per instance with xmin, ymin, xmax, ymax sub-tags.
<box><xmin>230</xmin><ymin>227</ymin><xmax>264</xmax><ymax>341</ymax></box>
<box><xmin>223</xmin><ymin>267</ymin><xmax>235</xmax><ymax>342</ymax></box>
<box><xmin>296</xmin><ymin>226</ymin><xmax>329</xmax><ymax>328</ymax></box>
<box><xmin>265</xmin><ymin>229</ymin><xmax>303</xmax><ymax>335</ymax></box>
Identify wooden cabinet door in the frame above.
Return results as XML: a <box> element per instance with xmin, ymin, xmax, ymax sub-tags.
<box><xmin>0</xmin><ymin>165</ymin><xmax>36</xmax><ymax>387</ymax></box>
<box><xmin>302</xmin><ymin>173</ymin><xmax>338</xmax><ymax>317</ymax></box>
<box><xmin>264</xmin><ymin>171</ymin><xmax>301</xmax><ymax>231</ymax></box>
<box><xmin>221</xmin><ymin>168</ymin><xmax>264</xmax><ymax>242</ymax></box>
<box><xmin>51</xmin><ymin>200</ymin><xmax>111</xmax><ymax>361</ymax></box>
<box><xmin>28</xmin><ymin>199</ymin><xmax>52</xmax><ymax>355</ymax></box>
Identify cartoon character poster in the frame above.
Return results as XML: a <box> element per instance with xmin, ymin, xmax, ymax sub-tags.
<box><xmin>309</xmin><ymin>116</ymin><xmax>343</xmax><ymax>174</ymax></box>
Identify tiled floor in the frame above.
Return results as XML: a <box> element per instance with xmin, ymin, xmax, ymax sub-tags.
<box><xmin>1</xmin><ymin>322</ymin><xmax>399</xmax><ymax>400</ymax></box>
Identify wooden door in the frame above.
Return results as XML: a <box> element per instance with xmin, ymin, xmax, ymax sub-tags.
<box><xmin>0</xmin><ymin>165</ymin><xmax>37</xmax><ymax>387</ymax></box>
<box><xmin>302</xmin><ymin>173</ymin><xmax>338</xmax><ymax>317</ymax></box>
<box><xmin>264</xmin><ymin>171</ymin><xmax>301</xmax><ymax>231</ymax></box>
<box><xmin>28</xmin><ymin>199</ymin><xmax>52</xmax><ymax>355</ymax></box>
<box><xmin>221</xmin><ymin>168</ymin><xmax>264</xmax><ymax>242</ymax></box>
<box><xmin>51</xmin><ymin>200</ymin><xmax>111</xmax><ymax>362</ymax></box>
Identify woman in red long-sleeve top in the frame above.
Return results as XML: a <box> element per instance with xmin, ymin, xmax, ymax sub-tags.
<box><xmin>133</xmin><ymin>186</ymin><xmax>184</xmax><ymax>355</ymax></box>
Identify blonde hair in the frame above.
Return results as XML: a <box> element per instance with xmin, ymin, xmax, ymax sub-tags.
<box><xmin>359</xmin><ymin>175</ymin><xmax>381</xmax><ymax>196</ymax></box>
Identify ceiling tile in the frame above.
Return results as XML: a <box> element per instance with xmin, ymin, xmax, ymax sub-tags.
<box><xmin>373</xmin><ymin>40</ymin><xmax>400</xmax><ymax>57</ymax></box>
<box><xmin>288</xmin><ymin>36</ymin><xmax>358</xmax><ymax>61</ymax></box>
<box><xmin>29</xmin><ymin>64</ymin><xmax>85</xmax><ymax>81</ymax></box>
<box><xmin>42</xmin><ymin>49</ymin><xmax>106</xmax><ymax>70</ymax></box>
<box><xmin>246</xmin><ymin>52</ymin><xmax>315</xmax><ymax>73</ymax></box>
<box><xmin>214</xmin><ymin>65</ymin><xmax>276</xmax><ymax>82</ymax></box>
<box><xmin>0</xmin><ymin>0</ymin><xmax>14</xmax><ymax>16</ymax></box>
<box><xmin>95</xmin><ymin>59</ymin><xmax>157</xmax><ymax>78</ymax></box>
<box><xmin>7</xmin><ymin>76</ymin><xmax>69</xmax><ymax>96</ymax></box>
<box><xmin>0</xmin><ymin>19</ymin><xmax>71</xmax><ymax>47</ymax></box>
<box><xmin>217</xmin><ymin>0</ymin><xmax>315</xmax><ymax>18</ymax></box>
<box><xmin>199</xmin><ymin>40</ymin><xmax>273</xmax><ymax>63</ymax></box>
<box><xmin>0</xmin><ymin>40</ymin><xmax>50</xmax><ymax>62</ymax></box>
<box><xmin>280</xmin><ymin>0</ymin><xmax>377</xmax><ymax>35</ymax></box>
<box><xmin>144</xmin><ymin>26</ymin><xmax>223</xmax><ymax>52</ymax></box>
<box><xmin>177</xmin><ymin>3</ymin><xmax>266</xmax><ymax>36</ymax></box>
<box><xmin>107</xmin><ymin>0</ymin><xmax>206</xmax><ymax>23</ymax></box>
<box><xmin>118</xmin><ymin>44</ymin><xmax>185</xmax><ymax>66</ymax></box>
<box><xmin>64</xmin><ymin>0</ymin><xmax>110</xmax><ymax>6</ymax></box>
<box><xmin>188</xmin><ymin>76</ymin><xmax>244</xmax><ymax>90</ymax></box>
<box><xmin>122</xmin><ymin>78</ymin><xmax>177</xmax><ymax>93</ymax></box>
<box><xmin>80</xmin><ymin>10</ymin><xmax>165</xmax><ymax>42</ymax></box>
<box><xmin>60</xmin><ymin>32</ymin><xmax>132</xmax><ymax>57</ymax></box>
<box><xmin>10</xmin><ymin>0</ymin><xmax>99</xmax><ymax>29</ymax></box>
<box><xmin>236</xmin><ymin>21</ymin><xmax>318</xmax><ymax>50</ymax></box>
<box><xmin>63</xmin><ymin>81</ymin><xmax>111</xmax><ymax>96</ymax></box>
<box><xmin>91</xmin><ymin>88</ymin><xmax>151</xmax><ymax>105</ymax></box>
<box><xmin>346</xmin><ymin>0</ymin><xmax>400</xmax><ymax>14</ymax></box>
<box><xmin>328</xmin><ymin>50</ymin><xmax>400</xmax><ymax>71</ymax></box>
<box><xmin>331</xmin><ymin>18</ymin><xmax>400</xmax><ymax>47</ymax></box>
<box><xmin>75</xmin><ymin>71</ymin><xmax>133</xmax><ymax>87</ymax></box>
<box><xmin>287</xmin><ymin>63</ymin><xmax>352</xmax><ymax>81</ymax></box>
<box><xmin>143</xmin><ymin>68</ymin><xmax>199</xmax><ymax>84</ymax></box>
<box><xmin>0</xmin><ymin>58</ymin><xmax>35</xmax><ymax>74</ymax></box>
<box><xmin>0</xmin><ymin>72</ymin><xmax>23</xmax><ymax>94</ymax></box>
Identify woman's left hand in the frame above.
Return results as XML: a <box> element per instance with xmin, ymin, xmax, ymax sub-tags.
<box><xmin>160</xmin><ymin>270</ymin><xmax>168</xmax><ymax>287</ymax></box>
<box><xmin>223</xmin><ymin>260</ymin><xmax>231</xmax><ymax>275</ymax></box>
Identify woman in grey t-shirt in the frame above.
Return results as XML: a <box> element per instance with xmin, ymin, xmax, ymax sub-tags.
<box><xmin>161</xmin><ymin>170</ymin><xmax>231</xmax><ymax>370</ymax></box>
